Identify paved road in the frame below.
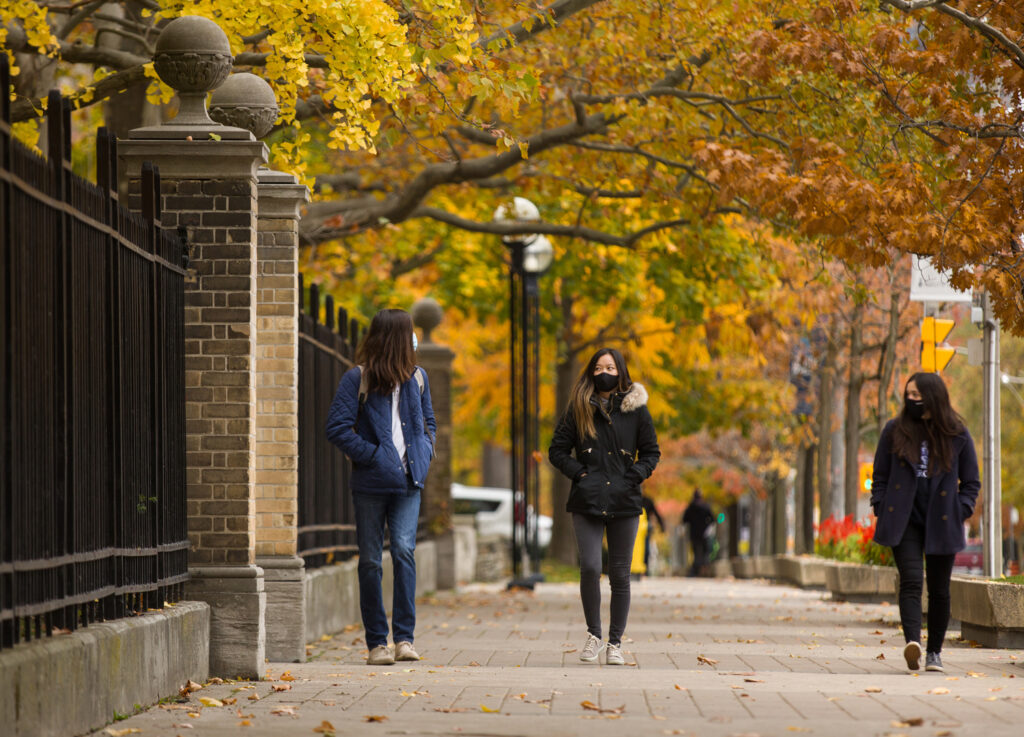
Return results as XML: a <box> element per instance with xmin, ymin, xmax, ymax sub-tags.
<box><xmin>95</xmin><ymin>577</ymin><xmax>1024</xmax><ymax>736</ymax></box>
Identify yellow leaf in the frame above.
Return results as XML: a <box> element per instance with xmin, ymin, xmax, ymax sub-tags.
<box><xmin>480</xmin><ymin>704</ymin><xmax>500</xmax><ymax>713</ymax></box>
<box><xmin>198</xmin><ymin>697</ymin><xmax>223</xmax><ymax>707</ymax></box>
<box><xmin>313</xmin><ymin>720</ymin><xmax>336</xmax><ymax>734</ymax></box>
<box><xmin>105</xmin><ymin>729</ymin><xmax>142</xmax><ymax>736</ymax></box>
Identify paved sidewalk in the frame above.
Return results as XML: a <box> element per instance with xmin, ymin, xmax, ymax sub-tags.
<box><xmin>95</xmin><ymin>577</ymin><xmax>1023</xmax><ymax>737</ymax></box>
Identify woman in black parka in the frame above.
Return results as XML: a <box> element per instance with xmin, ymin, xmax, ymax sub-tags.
<box><xmin>549</xmin><ymin>348</ymin><xmax>660</xmax><ymax>666</ymax></box>
<box><xmin>870</xmin><ymin>372</ymin><xmax>979</xmax><ymax>673</ymax></box>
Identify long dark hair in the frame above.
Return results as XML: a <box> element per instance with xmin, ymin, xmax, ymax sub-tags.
<box><xmin>891</xmin><ymin>372</ymin><xmax>966</xmax><ymax>473</ymax></box>
<box><xmin>356</xmin><ymin>309</ymin><xmax>416</xmax><ymax>394</ymax></box>
<box><xmin>568</xmin><ymin>347</ymin><xmax>632</xmax><ymax>441</ymax></box>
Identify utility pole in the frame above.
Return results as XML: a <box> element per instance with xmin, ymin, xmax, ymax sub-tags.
<box><xmin>980</xmin><ymin>292</ymin><xmax>1002</xmax><ymax>577</ymax></box>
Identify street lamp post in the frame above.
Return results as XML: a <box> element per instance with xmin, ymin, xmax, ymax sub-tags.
<box><xmin>493</xmin><ymin>198</ymin><xmax>552</xmax><ymax>587</ymax></box>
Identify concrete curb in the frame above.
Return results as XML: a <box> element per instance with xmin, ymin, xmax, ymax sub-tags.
<box><xmin>0</xmin><ymin>600</ymin><xmax>209</xmax><ymax>737</ymax></box>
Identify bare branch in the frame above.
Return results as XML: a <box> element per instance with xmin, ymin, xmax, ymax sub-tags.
<box><xmin>475</xmin><ymin>0</ymin><xmax>608</xmax><ymax>51</ymax></box>
<box><xmin>411</xmin><ymin>206</ymin><xmax>692</xmax><ymax>248</ymax></box>
<box><xmin>12</xmin><ymin>64</ymin><xmax>149</xmax><ymax>122</ymax></box>
<box><xmin>881</xmin><ymin>0</ymin><xmax>1024</xmax><ymax>70</ymax></box>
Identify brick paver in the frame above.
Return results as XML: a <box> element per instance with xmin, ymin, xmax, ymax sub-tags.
<box><xmin>93</xmin><ymin>577</ymin><xmax>1024</xmax><ymax>736</ymax></box>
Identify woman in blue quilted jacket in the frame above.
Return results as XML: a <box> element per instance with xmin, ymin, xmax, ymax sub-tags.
<box><xmin>326</xmin><ymin>308</ymin><xmax>436</xmax><ymax>666</ymax></box>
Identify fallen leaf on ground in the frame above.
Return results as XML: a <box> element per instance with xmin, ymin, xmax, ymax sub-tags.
<box><xmin>875</xmin><ymin>653</ymin><xmax>886</xmax><ymax>660</ymax></box>
<box><xmin>468</xmin><ymin>661</ymin><xmax>481</xmax><ymax>666</ymax></box>
<box><xmin>223</xmin><ymin>697</ymin><xmax>237</xmax><ymax>705</ymax></box>
<box><xmin>865</xmin><ymin>687</ymin><xmax>883</xmax><ymax>693</ymax></box>
<box><xmin>271</xmin><ymin>706</ymin><xmax>298</xmax><ymax>716</ymax></box>
<box><xmin>170</xmin><ymin>724</ymin><xmax>193</xmax><ymax>729</ymax></box>
<box><xmin>581</xmin><ymin>700</ymin><xmax>625</xmax><ymax>715</ymax></box>
<box><xmin>967</xmin><ymin>671</ymin><xmax>986</xmax><ymax>677</ymax></box>
<box><xmin>280</xmin><ymin>671</ymin><xmax>296</xmax><ymax>682</ymax></box>
<box><xmin>247</xmin><ymin>693</ymin><xmax>260</xmax><ymax>701</ymax></box>
<box><xmin>313</xmin><ymin>720</ymin><xmax>336</xmax><ymax>734</ymax></box>
<box><xmin>363</xmin><ymin>715</ymin><xmax>388</xmax><ymax>722</ymax></box>
<box><xmin>871</xmin><ymin>630</ymin><xmax>884</xmax><ymax>635</ymax></box>
<box><xmin>180</xmin><ymin>680</ymin><xmax>204</xmax><ymax>696</ymax></box>
<box><xmin>927</xmin><ymin>687</ymin><xmax>950</xmax><ymax>695</ymax></box>
<box><xmin>238</xmin><ymin>720</ymin><xmax>252</xmax><ymax>727</ymax></box>
<box><xmin>271</xmin><ymin>683</ymin><xmax>292</xmax><ymax>692</ymax></box>
<box><xmin>207</xmin><ymin>677</ymin><xmax>225</xmax><ymax>685</ymax></box>
<box><xmin>105</xmin><ymin>729</ymin><xmax>142</xmax><ymax>736</ymax></box>
<box><xmin>788</xmin><ymin>728</ymin><xmax>812</xmax><ymax>733</ymax></box>
<box><xmin>891</xmin><ymin>717</ymin><xmax>924</xmax><ymax>727</ymax></box>
<box><xmin>674</xmin><ymin>684</ymin><xmax>687</xmax><ymax>690</ymax></box>
<box><xmin>480</xmin><ymin>704</ymin><xmax>500</xmax><ymax>713</ymax></box>
<box><xmin>198</xmin><ymin>697</ymin><xmax>223</xmax><ymax>707</ymax></box>
<box><xmin>186</xmin><ymin>712</ymin><xmax>200</xmax><ymax>718</ymax></box>
<box><xmin>697</xmin><ymin>655</ymin><xmax>718</xmax><ymax>666</ymax></box>
<box><xmin>984</xmin><ymin>696</ymin><xmax>999</xmax><ymax>701</ymax></box>
<box><xmin>433</xmin><ymin>707</ymin><xmax>467</xmax><ymax>713</ymax></box>
<box><xmin>744</xmin><ymin>678</ymin><xmax>764</xmax><ymax>683</ymax></box>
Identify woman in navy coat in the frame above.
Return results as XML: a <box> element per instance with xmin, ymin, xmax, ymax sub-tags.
<box><xmin>325</xmin><ymin>309</ymin><xmax>436</xmax><ymax>667</ymax></box>
<box><xmin>870</xmin><ymin>372</ymin><xmax>979</xmax><ymax>673</ymax></box>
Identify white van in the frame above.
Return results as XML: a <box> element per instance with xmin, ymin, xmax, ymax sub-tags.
<box><xmin>450</xmin><ymin>483</ymin><xmax>552</xmax><ymax>552</ymax></box>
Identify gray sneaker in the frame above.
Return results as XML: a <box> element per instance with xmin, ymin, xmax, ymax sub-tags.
<box><xmin>903</xmin><ymin>641</ymin><xmax>922</xmax><ymax>671</ymax></box>
<box><xmin>605</xmin><ymin>642</ymin><xmax>625</xmax><ymax>666</ymax></box>
<box><xmin>367</xmin><ymin>644</ymin><xmax>395</xmax><ymax>666</ymax></box>
<box><xmin>579</xmin><ymin>633</ymin><xmax>605</xmax><ymax>663</ymax></box>
<box><xmin>925</xmin><ymin>651</ymin><xmax>943</xmax><ymax>672</ymax></box>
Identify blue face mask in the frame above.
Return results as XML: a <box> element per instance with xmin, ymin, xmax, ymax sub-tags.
<box><xmin>412</xmin><ymin>332</ymin><xmax>418</xmax><ymax>352</ymax></box>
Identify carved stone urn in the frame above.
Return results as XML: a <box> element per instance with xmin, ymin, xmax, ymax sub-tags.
<box><xmin>209</xmin><ymin>73</ymin><xmax>279</xmax><ymax>139</ymax></box>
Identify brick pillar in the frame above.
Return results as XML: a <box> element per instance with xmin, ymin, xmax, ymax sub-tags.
<box><xmin>119</xmin><ymin>137</ymin><xmax>268</xmax><ymax>678</ymax></box>
<box><xmin>411</xmin><ymin>299</ymin><xmax>457</xmax><ymax>588</ymax></box>
<box><xmin>253</xmin><ymin>168</ymin><xmax>309</xmax><ymax>662</ymax></box>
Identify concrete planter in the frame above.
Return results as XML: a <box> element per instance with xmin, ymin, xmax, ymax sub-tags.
<box><xmin>951</xmin><ymin>576</ymin><xmax>1024</xmax><ymax>648</ymax></box>
<box><xmin>710</xmin><ymin>558</ymin><xmax>733</xmax><ymax>578</ymax></box>
<box><xmin>731</xmin><ymin>556</ymin><xmax>778</xmax><ymax>580</ymax></box>
<box><xmin>775</xmin><ymin>554</ymin><xmax>826</xmax><ymax>588</ymax></box>
<box><xmin>823</xmin><ymin>560</ymin><xmax>897</xmax><ymax>603</ymax></box>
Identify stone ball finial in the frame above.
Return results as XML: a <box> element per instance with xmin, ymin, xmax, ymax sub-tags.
<box><xmin>209</xmin><ymin>73</ymin><xmax>279</xmax><ymax>138</ymax></box>
<box><xmin>153</xmin><ymin>16</ymin><xmax>233</xmax><ymax>127</ymax></box>
<box><xmin>3</xmin><ymin>21</ymin><xmax>27</xmax><ymax>52</ymax></box>
<box><xmin>411</xmin><ymin>298</ymin><xmax>443</xmax><ymax>343</ymax></box>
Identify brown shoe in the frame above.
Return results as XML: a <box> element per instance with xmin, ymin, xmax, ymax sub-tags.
<box><xmin>367</xmin><ymin>644</ymin><xmax>395</xmax><ymax>665</ymax></box>
<box><xmin>395</xmin><ymin>641</ymin><xmax>420</xmax><ymax>661</ymax></box>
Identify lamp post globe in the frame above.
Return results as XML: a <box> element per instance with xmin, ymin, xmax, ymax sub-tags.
<box><xmin>493</xmin><ymin>197</ymin><xmax>541</xmax><ymax>245</ymax></box>
<box><xmin>523</xmin><ymin>235</ymin><xmax>553</xmax><ymax>275</ymax></box>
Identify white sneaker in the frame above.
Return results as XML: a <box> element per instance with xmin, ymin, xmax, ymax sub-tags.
<box><xmin>367</xmin><ymin>644</ymin><xmax>395</xmax><ymax>666</ymax></box>
<box><xmin>395</xmin><ymin>641</ymin><xmax>420</xmax><ymax>661</ymax></box>
<box><xmin>579</xmin><ymin>633</ymin><xmax>605</xmax><ymax>663</ymax></box>
<box><xmin>605</xmin><ymin>642</ymin><xmax>625</xmax><ymax>666</ymax></box>
<box><xmin>903</xmin><ymin>641</ymin><xmax>922</xmax><ymax>671</ymax></box>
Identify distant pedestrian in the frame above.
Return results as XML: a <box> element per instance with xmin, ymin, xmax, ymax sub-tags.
<box><xmin>641</xmin><ymin>494</ymin><xmax>666</xmax><ymax>576</ymax></box>
<box><xmin>871</xmin><ymin>372</ymin><xmax>979</xmax><ymax>673</ymax></box>
<box><xmin>682</xmin><ymin>489</ymin><xmax>713</xmax><ymax>577</ymax></box>
<box><xmin>549</xmin><ymin>348</ymin><xmax>660</xmax><ymax>666</ymax></box>
<box><xmin>326</xmin><ymin>309</ymin><xmax>436</xmax><ymax>666</ymax></box>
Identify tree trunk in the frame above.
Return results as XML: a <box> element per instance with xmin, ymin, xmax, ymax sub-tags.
<box><xmin>547</xmin><ymin>299</ymin><xmax>578</xmax><ymax>565</ymax></box>
<box><xmin>877</xmin><ymin>270</ymin><xmax>902</xmax><ymax>436</ymax></box>
<box><xmin>844</xmin><ymin>301</ymin><xmax>865</xmax><ymax>516</ymax></box>
<box><xmin>816</xmin><ymin>334</ymin><xmax>837</xmax><ymax>523</ymax></box>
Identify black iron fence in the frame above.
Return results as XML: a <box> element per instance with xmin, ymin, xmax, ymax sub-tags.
<box><xmin>0</xmin><ymin>55</ymin><xmax>190</xmax><ymax>650</ymax></box>
<box><xmin>297</xmin><ymin>277</ymin><xmax>361</xmax><ymax>567</ymax></box>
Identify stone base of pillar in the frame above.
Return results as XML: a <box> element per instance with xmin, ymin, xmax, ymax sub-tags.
<box><xmin>434</xmin><ymin>531</ymin><xmax>456</xmax><ymax>590</ymax></box>
<box><xmin>185</xmin><ymin>565</ymin><xmax>266</xmax><ymax>678</ymax></box>
<box><xmin>256</xmin><ymin>555</ymin><xmax>306</xmax><ymax>663</ymax></box>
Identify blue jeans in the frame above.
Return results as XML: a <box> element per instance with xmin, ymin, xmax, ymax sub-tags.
<box><xmin>353</xmin><ymin>488</ymin><xmax>420</xmax><ymax>648</ymax></box>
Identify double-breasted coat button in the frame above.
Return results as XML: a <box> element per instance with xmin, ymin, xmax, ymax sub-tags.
<box><xmin>888</xmin><ymin>506</ymin><xmax>895</xmax><ymax>512</ymax></box>
<box><xmin>942</xmin><ymin>514</ymin><xmax>948</xmax><ymax>521</ymax></box>
<box><xmin>940</xmin><ymin>490</ymin><xmax>947</xmax><ymax>497</ymax></box>
<box><xmin>895</xmin><ymin>484</ymin><xmax>901</xmax><ymax>490</ymax></box>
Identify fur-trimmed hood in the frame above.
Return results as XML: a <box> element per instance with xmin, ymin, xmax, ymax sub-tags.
<box><xmin>619</xmin><ymin>382</ymin><xmax>648</xmax><ymax>413</ymax></box>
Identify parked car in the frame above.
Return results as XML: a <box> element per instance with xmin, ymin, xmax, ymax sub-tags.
<box><xmin>953</xmin><ymin>538</ymin><xmax>983</xmax><ymax>574</ymax></box>
<box><xmin>450</xmin><ymin>483</ymin><xmax>552</xmax><ymax>553</ymax></box>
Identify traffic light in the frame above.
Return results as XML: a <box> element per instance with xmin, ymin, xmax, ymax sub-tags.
<box><xmin>921</xmin><ymin>316</ymin><xmax>955</xmax><ymax>373</ymax></box>
<box><xmin>858</xmin><ymin>462</ymin><xmax>873</xmax><ymax>494</ymax></box>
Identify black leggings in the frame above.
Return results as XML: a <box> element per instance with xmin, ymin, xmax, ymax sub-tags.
<box><xmin>572</xmin><ymin>513</ymin><xmax>639</xmax><ymax>646</ymax></box>
<box><xmin>892</xmin><ymin>522</ymin><xmax>955</xmax><ymax>653</ymax></box>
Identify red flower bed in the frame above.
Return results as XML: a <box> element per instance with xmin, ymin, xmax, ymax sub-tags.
<box><xmin>815</xmin><ymin>514</ymin><xmax>893</xmax><ymax>567</ymax></box>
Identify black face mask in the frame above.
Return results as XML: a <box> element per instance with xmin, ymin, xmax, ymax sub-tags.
<box><xmin>593</xmin><ymin>372</ymin><xmax>619</xmax><ymax>393</ymax></box>
<box><xmin>906</xmin><ymin>399</ymin><xmax>926</xmax><ymax>421</ymax></box>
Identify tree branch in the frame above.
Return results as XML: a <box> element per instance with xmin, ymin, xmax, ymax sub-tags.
<box><xmin>12</xmin><ymin>64</ymin><xmax>149</xmax><ymax>122</ymax></box>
